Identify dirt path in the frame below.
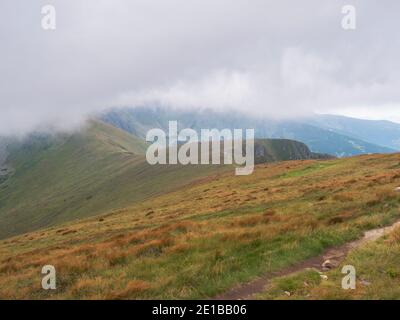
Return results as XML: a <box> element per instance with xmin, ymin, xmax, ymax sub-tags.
<box><xmin>213</xmin><ymin>221</ymin><xmax>400</xmax><ymax>300</ymax></box>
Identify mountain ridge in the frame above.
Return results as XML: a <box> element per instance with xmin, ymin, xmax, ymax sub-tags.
<box><xmin>101</xmin><ymin>107</ymin><xmax>397</xmax><ymax>157</ymax></box>
<box><xmin>305</xmin><ymin>114</ymin><xmax>400</xmax><ymax>150</ymax></box>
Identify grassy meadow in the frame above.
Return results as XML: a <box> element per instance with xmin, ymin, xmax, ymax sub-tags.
<box><xmin>255</xmin><ymin>224</ymin><xmax>400</xmax><ymax>300</ymax></box>
<box><xmin>1</xmin><ymin>153</ymin><xmax>400</xmax><ymax>299</ymax></box>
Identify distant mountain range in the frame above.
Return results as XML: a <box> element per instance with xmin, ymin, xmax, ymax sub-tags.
<box><xmin>304</xmin><ymin>114</ymin><xmax>400</xmax><ymax>151</ymax></box>
<box><xmin>101</xmin><ymin>107</ymin><xmax>399</xmax><ymax>157</ymax></box>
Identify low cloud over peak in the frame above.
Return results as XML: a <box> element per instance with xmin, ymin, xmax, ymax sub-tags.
<box><xmin>1</xmin><ymin>0</ymin><xmax>400</xmax><ymax>135</ymax></box>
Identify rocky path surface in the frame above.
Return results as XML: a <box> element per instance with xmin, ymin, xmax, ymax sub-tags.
<box><xmin>214</xmin><ymin>220</ymin><xmax>400</xmax><ymax>300</ymax></box>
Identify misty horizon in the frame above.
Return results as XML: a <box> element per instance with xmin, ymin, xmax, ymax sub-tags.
<box><xmin>1</xmin><ymin>1</ymin><xmax>400</xmax><ymax>135</ymax></box>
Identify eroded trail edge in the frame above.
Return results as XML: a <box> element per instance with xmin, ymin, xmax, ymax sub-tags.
<box><xmin>213</xmin><ymin>221</ymin><xmax>400</xmax><ymax>300</ymax></box>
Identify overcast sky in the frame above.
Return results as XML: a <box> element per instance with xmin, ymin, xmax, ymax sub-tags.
<box><xmin>1</xmin><ymin>0</ymin><xmax>400</xmax><ymax>135</ymax></box>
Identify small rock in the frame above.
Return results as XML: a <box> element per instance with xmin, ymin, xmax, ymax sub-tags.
<box><xmin>322</xmin><ymin>259</ymin><xmax>335</xmax><ymax>271</ymax></box>
<box><xmin>284</xmin><ymin>291</ymin><xmax>291</xmax><ymax>296</ymax></box>
<box><xmin>320</xmin><ymin>275</ymin><xmax>328</xmax><ymax>280</ymax></box>
<box><xmin>395</xmin><ymin>187</ymin><xmax>400</xmax><ymax>192</ymax></box>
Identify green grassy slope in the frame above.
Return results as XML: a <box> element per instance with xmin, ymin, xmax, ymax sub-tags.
<box><xmin>0</xmin><ymin>121</ymin><xmax>225</xmax><ymax>239</ymax></box>
<box><xmin>0</xmin><ymin>121</ymin><xmax>329</xmax><ymax>239</ymax></box>
<box><xmin>254</xmin><ymin>139</ymin><xmax>332</xmax><ymax>164</ymax></box>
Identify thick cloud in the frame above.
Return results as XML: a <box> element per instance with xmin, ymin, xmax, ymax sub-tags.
<box><xmin>1</xmin><ymin>0</ymin><xmax>400</xmax><ymax>135</ymax></box>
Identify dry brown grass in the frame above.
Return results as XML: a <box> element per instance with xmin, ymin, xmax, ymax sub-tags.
<box><xmin>106</xmin><ymin>280</ymin><xmax>151</xmax><ymax>300</ymax></box>
<box><xmin>332</xmin><ymin>193</ymin><xmax>355</xmax><ymax>202</ymax></box>
<box><xmin>387</xmin><ymin>226</ymin><xmax>400</xmax><ymax>244</ymax></box>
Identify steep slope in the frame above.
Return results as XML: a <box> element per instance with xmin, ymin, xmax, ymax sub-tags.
<box><xmin>1</xmin><ymin>153</ymin><xmax>400</xmax><ymax>299</ymax></box>
<box><xmin>0</xmin><ymin>138</ymin><xmax>12</xmax><ymax>184</ymax></box>
<box><xmin>0</xmin><ymin>121</ymin><xmax>225</xmax><ymax>239</ymax></box>
<box><xmin>101</xmin><ymin>107</ymin><xmax>395</xmax><ymax>157</ymax></box>
<box><xmin>254</xmin><ymin>139</ymin><xmax>332</xmax><ymax>164</ymax></box>
<box><xmin>0</xmin><ymin>119</ymin><xmax>332</xmax><ymax>239</ymax></box>
<box><xmin>0</xmin><ymin>138</ymin><xmax>8</xmax><ymax>166</ymax></box>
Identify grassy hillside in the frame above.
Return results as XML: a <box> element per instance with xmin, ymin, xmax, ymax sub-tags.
<box><xmin>0</xmin><ymin>121</ymin><xmax>226</xmax><ymax>239</ymax></box>
<box><xmin>0</xmin><ymin>121</ymin><xmax>328</xmax><ymax>239</ymax></box>
<box><xmin>0</xmin><ymin>153</ymin><xmax>400</xmax><ymax>299</ymax></box>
